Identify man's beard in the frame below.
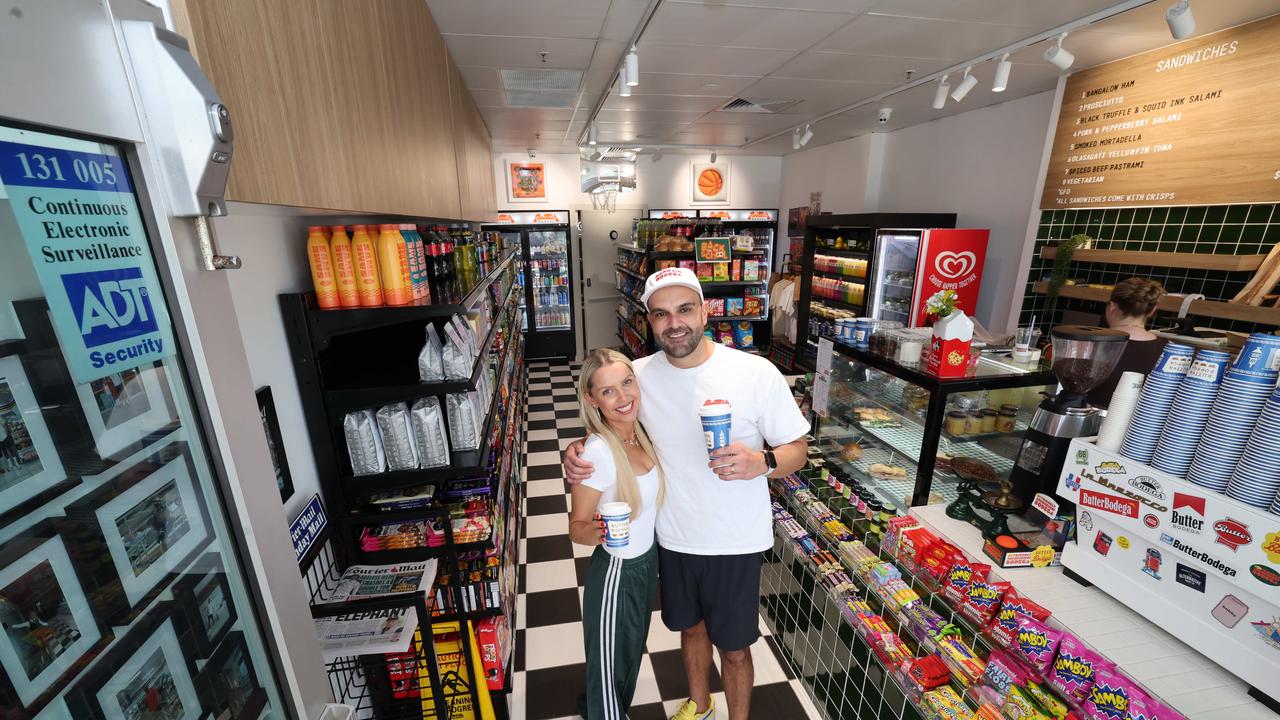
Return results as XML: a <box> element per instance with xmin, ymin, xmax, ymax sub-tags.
<box><xmin>656</xmin><ymin>324</ymin><xmax>703</xmax><ymax>358</ymax></box>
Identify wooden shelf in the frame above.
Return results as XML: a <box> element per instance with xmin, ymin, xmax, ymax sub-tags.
<box><xmin>1039</xmin><ymin>246</ymin><xmax>1267</xmax><ymax>272</ymax></box>
<box><xmin>1032</xmin><ymin>281</ymin><xmax>1280</xmax><ymax>325</ymax></box>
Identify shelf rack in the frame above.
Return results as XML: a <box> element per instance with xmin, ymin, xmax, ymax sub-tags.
<box><xmin>1030</xmin><ymin>281</ymin><xmax>1280</xmax><ymax>325</ymax></box>
<box><xmin>283</xmin><ymin>249</ymin><xmax>524</xmax><ymax>720</ymax></box>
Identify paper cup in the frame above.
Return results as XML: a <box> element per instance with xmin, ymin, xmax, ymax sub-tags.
<box><xmin>600</xmin><ymin>501</ymin><xmax>632</xmax><ymax>548</ymax></box>
<box><xmin>700</xmin><ymin>399</ymin><xmax>732</xmax><ymax>454</ymax></box>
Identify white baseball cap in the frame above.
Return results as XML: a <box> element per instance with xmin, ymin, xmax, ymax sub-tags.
<box><xmin>640</xmin><ymin>267</ymin><xmax>704</xmax><ymax>307</ymax></box>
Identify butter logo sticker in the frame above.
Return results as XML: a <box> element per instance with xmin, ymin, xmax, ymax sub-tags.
<box><xmin>1213</xmin><ymin>518</ymin><xmax>1252</xmax><ymax>552</ymax></box>
<box><xmin>1127</xmin><ymin>475</ymin><xmax>1165</xmax><ymax>501</ymax></box>
<box><xmin>1079</xmin><ymin>488</ymin><xmax>1139</xmax><ymax>518</ymax></box>
<box><xmin>1262</xmin><ymin>532</ymin><xmax>1280</xmax><ymax>564</ymax></box>
<box><xmin>1171</xmin><ymin>492</ymin><xmax>1206</xmax><ymax>535</ymax></box>
<box><xmin>1160</xmin><ymin>533</ymin><xmax>1237</xmax><ymax>577</ymax></box>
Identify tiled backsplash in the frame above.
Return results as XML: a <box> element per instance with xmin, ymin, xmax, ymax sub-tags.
<box><xmin>1018</xmin><ymin>204</ymin><xmax>1280</xmax><ymax>335</ymax></box>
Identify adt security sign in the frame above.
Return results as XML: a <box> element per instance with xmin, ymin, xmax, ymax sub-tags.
<box><xmin>0</xmin><ymin>140</ymin><xmax>174</xmax><ymax>383</ymax></box>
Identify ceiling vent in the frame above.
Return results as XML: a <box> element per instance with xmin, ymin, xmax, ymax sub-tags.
<box><xmin>504</xmin><ymin>90</ymin><xmax>576</xmax><ymax>108</ymax></box>
<box><xmin>717</xmin><ymin>97</ymin><xmax>801</xmax><ymax>114</ymax></box>
<box><xmin>500</xmin><ymin>68</ymin><xmax>582</xmax><ymax>92</ymax></box>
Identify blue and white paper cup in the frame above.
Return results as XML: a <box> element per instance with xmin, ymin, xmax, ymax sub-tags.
<box><xmin>600</xmin><ymin>501</ymin><xmax>631</xmax><ymax>548</ymax></box>
<box><xmin>1186</xmin><ymin>369</ymin><xmax>1276</xmax><ymax>491</ymax></box>
<box><xmin>1120</xmin><ymin>343</ymin><xmax>1196</xmax><ymax>464</ymax></box>
<box><xmin>700</xmin><ymin>399</ymin><xmax>732</xmax><ymax>455</ymax></box>
<box><xmin>1231</xmin><ymin>333</ymin><xmax>1280</xmax><ymax>382</ymax></box>
<box><xmin>1151</xmin><ymin>349</ymin><xmax>1231</xmax><ymax>479</ymax></box>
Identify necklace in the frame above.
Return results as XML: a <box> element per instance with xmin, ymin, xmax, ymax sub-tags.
<box><xmin>620</xmin><ymin>434</ymin><xmax>640</xmax><ymax>447</ymax></box>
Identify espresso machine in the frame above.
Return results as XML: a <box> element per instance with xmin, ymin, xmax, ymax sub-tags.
<box><xmin>1010</xmin><ymin>325</ymin><xmax>1128</xmax><ymax>506</ymax></box>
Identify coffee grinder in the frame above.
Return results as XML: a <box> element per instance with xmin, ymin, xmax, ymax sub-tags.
<box><xmin>1010</xmin><ymin>325</ymin><xmax>1128</xmax><ymax>506</ymax></box>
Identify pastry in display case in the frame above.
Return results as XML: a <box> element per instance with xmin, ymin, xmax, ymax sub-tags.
<box><xmin>812</xmin><ymin>343</ymin><xmax>1057</xmax><ymax>524</ymax></box>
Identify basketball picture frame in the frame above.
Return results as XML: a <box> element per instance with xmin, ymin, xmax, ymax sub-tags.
<box><xmin>691</xmin><ymin>161</ymin><xmax>729</xmax><ymax>203</ymax></box>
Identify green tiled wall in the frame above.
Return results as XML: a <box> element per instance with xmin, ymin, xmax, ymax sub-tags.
<box><xmin>1018</xmin><ymin>204</ymin><xmax>1280</xmax><ymax>335</ymax></box>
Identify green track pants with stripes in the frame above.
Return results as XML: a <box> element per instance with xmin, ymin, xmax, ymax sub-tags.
<box><xmin>577</xmin><ymin>543</ymin><xmax>659</xmax><ymax>720</ymax></box>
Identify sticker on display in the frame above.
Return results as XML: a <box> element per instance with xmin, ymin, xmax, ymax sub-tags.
<box><xmin>1251</xmin><ymin>618</ymin><xmax>1280</xmax><ymax>651</ymax></box>
<box><xmin>1127</xmin><ymin>476</ymin><xmax>1166</xmax><ymax>502</ymax></box>
<box><xmin>1261</xmin><ymin>532</ymin><xmax>1280</xmax><ymax>563</ymax></box>
<box><xmin>1095</xmin><ymin>461</ymin><xmax>1126</xmax><ymax>475</ymax></box>
<box><xmin>1141</xmin><ymin>549</ymin><xmax>1162</xmax><ymax>579</ymax></box>
<box><xmin>1093</xmin><ymin>531</ymin><xmax>1113</xmax><ymax>556</ymax></box>
<box><xmin>1079</xmin><ymin>489</ymin><xmax>1139</xmax><ymax>518</ymax></box>
<box><xmin>1213</xmin><ymin>518</ymin><xmax>1253</xmax><ymax>552</ymax></box>
<box><xmin>1176</xmin><ymin>563</ymin><xmax>1206</xmax><ymax>593</ymax></box>
<box><xmin>1083</xmin><ymin>473</ymin><xmax>1168</xmax><ymax>513</ymax></box>
<box><xmin>1065</xmin><ymin>473</ymin><xmax>1081</xmax><ymax>492</ymax></box>
<box><xmin>1212</xmin><ymin>595</ymin><xmax>1249</xmax><ymax>628</ymax></box>
<box><xmin>1143</xmin><ymin>513</ymin><xmax>1160</xmax><ymax>529</ymax></box>
<box><xmin>1249</xmin><ymin>564</ymin><xmax>1280</xmax><ymax>587</ymax></box>
<box><xmin>1171</xmin><ymin>493</ymin><xmax>1207</xmax><ymax>535</ymax></box>
<box><xmin>1075</xmin><ymin>449</ymin><xmax>1089</xmax><ymax>465</ymax></box>
<box><xmin>0</xmin><ymin>140</ymin><xmax>175</xmax><ymax>383</ymax></box>
<box><xmin>1079</xmin><ymin>511</ymin><xmax>1094</xmax><ymax>532</ymax></box>
<box><xmin>1031</xmin><ymin>493</ymin><xmax>1059</xmax><ymax>519</ymax></box>
<box><xmin>1117</xmin><ymin>536</ymin><xmax>1131</xmax><ymax>550</ymax></box>
<box><xmin>1160</xmin><ymin>533</ymin><xmax>1238</xmax><ymax>577</ymax></box>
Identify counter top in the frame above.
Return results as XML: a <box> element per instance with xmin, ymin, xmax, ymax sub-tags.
<box><xmin>910</xmin><ymin>504</ymin><xmax>1275</xmax><ymax>720</ymax></box>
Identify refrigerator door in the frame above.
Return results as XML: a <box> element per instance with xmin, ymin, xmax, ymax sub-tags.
<box><xmin>528</xmin><ymin>229</ymin><xmax>571</xmax><ymax>330</ymax></box>
<box><xmin>0</xmin><ymin>123</ymin><xmax>286</xmax><ymax>718</ymax></box>
<box><xmin>869</xmin><ymin>229</ymin><xmax>923</xmax><ymax>324</ymax></box>
<box><xmin>497</xmin><ymin>230</ymin><xmax>527</xmax><ymax>332</ymax></box>
<box><xmin>910</xmin><ymin>228</ymin><xmax>990</xmax><ymax>326</ymax></box>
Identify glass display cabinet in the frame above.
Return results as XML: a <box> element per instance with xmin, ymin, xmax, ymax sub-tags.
<box><xmin>812</xmin><ymin>342</ymin><xmax>1057</xmax><ymax>520</ymax></box>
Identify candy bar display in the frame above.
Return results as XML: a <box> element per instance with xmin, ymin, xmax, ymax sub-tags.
<box><xmin>766</xmin><ymin>474</ymin><xmax>1192</xmax><ymax>720</ymax></box>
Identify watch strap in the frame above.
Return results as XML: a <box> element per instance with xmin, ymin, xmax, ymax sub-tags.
<box><xmin>763</xmin><ymin>449</ymin><xmax>777</xmax><ymax>471</ymax></box>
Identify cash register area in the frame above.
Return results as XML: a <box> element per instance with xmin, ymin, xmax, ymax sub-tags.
<box><xmin>511</xmin><ymin>360</ymin><xmax>821</xmax><ymax>720</ymax></box>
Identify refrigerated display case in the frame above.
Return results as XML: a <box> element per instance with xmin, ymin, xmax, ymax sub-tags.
<box><xmin>796</xmin><ymin>213</ymin><xmax>957</xmax><ymax>368</ymax></box>
<box><xmin>869</xmin><ymin>228</ymin><xmax>990</xmax><ymax>327</ymax></box>
<box><xmin>811</xmin><ymin>342</ymin><xmax>1054</xmax><ymax>515</ymax></box>
<box><xmin>484</xmin><ymin>211</ymin><xmax>576</xmax><ymax>359</ymax></box>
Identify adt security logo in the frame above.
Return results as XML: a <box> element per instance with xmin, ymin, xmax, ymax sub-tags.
<box><xmin>62</xmin><ymin>267</ymin><xmax>159</xmax><ymax>347</ymax></box>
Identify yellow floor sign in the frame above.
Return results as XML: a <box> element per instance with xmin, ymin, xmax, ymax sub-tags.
<box><xmin>419</xmin><ymin>621</ymin><xmax>496</xmax><ymax>719</ymax></box>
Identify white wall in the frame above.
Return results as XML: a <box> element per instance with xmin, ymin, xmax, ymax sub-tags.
<box><xmin>878</xmin><ymin>91</ymin><xmax>1055</xmax><ymax>333</ymax></box>
<box><xmin>214</xmin><ymin>203</ymin><xmax>318</xmax><ymax>521</ymax></box>
<box><xmin>492</xmin><ymin>152</ymin><xmax>783</xmax><ymax>213</ymax></box>
<box><xmin>780</xmin><ymin>133</ymin><xmax>885</xmax><ymax>217</ymax></box>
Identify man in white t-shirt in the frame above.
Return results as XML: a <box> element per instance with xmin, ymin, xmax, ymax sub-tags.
<box><xmin>564</xmin><ymin>268</ymin><xmax>809</xmax><ymax>720</ymax></box>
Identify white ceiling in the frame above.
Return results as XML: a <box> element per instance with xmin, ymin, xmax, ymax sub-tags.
<box><xmin>424</xmin><ymin>0</ymin><xmax>1280</xmax><ymax>155</ymax></box>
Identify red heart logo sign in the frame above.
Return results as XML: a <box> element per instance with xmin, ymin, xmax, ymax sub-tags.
<box><xmin>934</xmin><ymin>251</ymin><xmax>976</xmax><ymax>280</ymax></box>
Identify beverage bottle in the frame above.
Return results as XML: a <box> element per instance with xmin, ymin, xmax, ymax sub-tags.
<box><xmin>377</xmin><ymin>224</ymin><xmax>413</xmax><ymax>305</ymax></box>
<box><xmin>400</xmin><ymin>224</ymin><xmax>426</xmax><ymax>300</ymax></box>
<box><xmin>460</xmin><ymin>223</ymin><xmax>476</xmax><ymax>273</ymax></box>
<box><xmin>350</xmin><ymin>225</ymin><xmax>383</xmax><ymax>306</ymax></box>
<box><xmin>328</xmin><ymin>225</ymin><xmax>359</xmax><ymax>308</ymax></box>
<box><xmin>426</xmin><ymin>225</ymin><xmax>445</xmax><ymax>278</ymax></box>
<box><xmin>438</xmin><ymin>225</ymin><xmax>456</xmax><ymax>277</ymax></box>
<box><xmin>411</xmin><ymin>225</ymin><xmax>431</xmax><ymax>300</ymax></box>
<box><xmin>306</xmin><ymin>226</ymin><xmax>340</xmax><ymax>308</ymax></box>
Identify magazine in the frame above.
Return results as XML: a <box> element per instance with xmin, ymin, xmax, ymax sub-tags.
<box><xmin>315</xmin><ymin>560</ymin><xmax>438</xmax><ymax>661</ymax></box>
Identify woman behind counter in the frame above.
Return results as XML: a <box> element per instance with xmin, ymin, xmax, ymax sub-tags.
<box><xmin>1088</xmin><ymin>277</ymin><xmax>1167</xmax><ymax>408</ymax></box>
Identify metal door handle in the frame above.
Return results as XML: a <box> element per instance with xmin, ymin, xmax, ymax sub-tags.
<box><xmin>194</xmin><ymin>215</ymin><xmax>241</xmax><ymax>270</ymax></box>
<box><xmin>586</xmin><ymin>277</ymin><xmax>592</xmax><ymax>287</ymax></box>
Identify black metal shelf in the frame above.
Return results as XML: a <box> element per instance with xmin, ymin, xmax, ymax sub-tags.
<box><xmin>651</xmin><ymin>251</ymin><xmax>696</xmax><ymax>259</ymax></box>
<box><xmin>698</xmin><ymin>280</ymin><xmax>767</xmax><ymax>288</ymax></box>
<box><xmin>295</xmin><ymin>252</ymin><xmax>516</xmax><ymax>349</ymax></box>
<box><xmin>810</xmin><ymin>296</ymin><xmax>865</xmax><ymax>312</ymax></box>
<box><xmin>619</xmin><ymin>293</ymin><xmax>645</xmax><ymax>313</ymax></box>
<box><xmin>355</xmin><ymin>537</ymin><xmax>495</xmax><ymax>565</ymax></box>
<box><xmin>707</xmin><ymin>314</ymin><xmax>767</xmax><ymax>322</ymax></box>
<box><xmin>614</xmin><ymin>264</ymin><xmax>646</xmax><ymax>281</ymax></box>
<box><xmin>811</xmin><ymin>268</ymin><xmax>868</xmax><ymax>282</ymax></box>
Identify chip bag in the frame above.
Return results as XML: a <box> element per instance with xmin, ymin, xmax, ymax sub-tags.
<box><xmin>990</xmin><ymin>592</ymin><xmax>1052</xmax><ymax>647</ymax></box>
<box><xmin>1048</xmin><ymin>633</ymin><xmax>1111</xmax><ymax>705</ymax></box>
<box><xmin>1014</xmin><ymin>616</ymin><xmax>1063</xmax><ymax>675</ymax></box>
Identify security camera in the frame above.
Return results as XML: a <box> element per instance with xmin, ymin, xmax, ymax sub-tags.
<box><xmin>877</xmin><ymin>108</ymin><xmax>893</xmax><ymax>124</ymax></box>
<box><xmin>527</xmin><ymin>148</ymin><xmax>537</xmax><ymax>158</ymax></box>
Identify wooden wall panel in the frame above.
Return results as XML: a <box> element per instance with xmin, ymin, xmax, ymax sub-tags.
<box><xmin>177</xmin><ymin>0</ymin><xmax>466</xmax><ymax>217</ymax></box>
<box><xmin>448</xmin><ymin>55</ymin><xmax>497</xmax><ymax>222</ymax></box>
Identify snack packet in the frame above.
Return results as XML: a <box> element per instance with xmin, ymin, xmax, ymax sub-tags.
<box><xmin>980</xmin><ymin>649</ymin><xmax>1033</xmax><ymax>697</ymax></box>
<box><xmin>990</xmin><ymin>593</ymin><xmax>1052</xmax><ymax>647</ymax></box>
<box><xmin>1048</xmin><ymin>633</ymin><xmax>1110</xmax><ymax>704</ymax></box>
<box><xmin>733</xmin><ymin>321</ymin><xmax>754</xmax><ymax>349</ymax></box>
<box><xmin>942</xmin><ymin>561</ymin><xmax>988</xmax><ymax>604</ymax></box>
<box><xmin>410</xmin><ymin>396</ymin><xmax>450</xmax><ymax>468</ymax></box>
<box><xmin>962</xmin><ymin>579</ymin><xmax>1010</xmax><ymax>625</ymax></box>
<box><xmin>419</xmin><ymin>324</ymin><xmax>444</xmax><ymax>381</ymax></box>
<box><xmin>1014</xmin><ymin>616</ymin><xmax>1063</xmax><ymax>675</ymax></box>
<box><xmin>376</xmin><ymin>403</ymin><xmax>419</xmax><ymax>471</ymax></box>
<box><xmin>344</xmin><ymin>409</ymin><xmax>386</xmax><ymax>475</ymax></box>
<box><xmin>1085</xmin><ymin>667</ymin><xmax>1142</xmax><ymax>720</ymax></box>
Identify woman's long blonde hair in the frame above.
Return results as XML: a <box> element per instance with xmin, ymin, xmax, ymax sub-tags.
<box><xmin>577</xmin><ymin>348</ymin><xmax>665</xmax><ymax>519</ymax></box>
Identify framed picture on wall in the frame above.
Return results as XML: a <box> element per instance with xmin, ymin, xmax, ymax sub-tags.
<box><xmin>0</xmin><ymin>342</ymin><xmax>73</xmax><ymax>524</ymax></box>
<box><xmin>171</xmin><ymin>558</ymin><xmax>236</xmax><ymax>660</ymax></box>
<box><xmin>691</xmin><ymin>162</ymin><xmax>729</xmax><ymax>203</ymax></box>
<box><xmin>12</xmin><ymin>299</ymin><xmax>180</xmax><ymax>470</ymax></box>
<box><xmin>0</xmin><ymin>520</ymin><xmax>111</xmax><ymax>718</ymax></box>
<box><xmin>506</xmin><ymin>160</ymin><xmax>547</xmax><ymax>202</ymax></box>
<box><xmin>195</xmin><ymin>631</ymin><xmax>268</xmax><ymax>720</ymax></box>
<box><xmin>61</xmin><ymin>442</ymin><xmax>211</xmax><ymax>625</ymax></box>
<box><xmin>255</xmin><ymin>387</ymin><xmax>294</xmax><ymax>502</ymax></box>
<box><xmin>64</xmin><ymin>601</ymin><xmax>205</xmax><ymax>720</ymax></box>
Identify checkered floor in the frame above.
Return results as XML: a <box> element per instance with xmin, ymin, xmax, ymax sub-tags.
<box><xmin>510</xmin><ymin>360</ymin><xmax>822</xmax><ymax>720</ymax></box>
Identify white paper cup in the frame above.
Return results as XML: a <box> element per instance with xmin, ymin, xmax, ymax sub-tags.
<box><xmin>898</xmin><ymin>340</ymin><xmax>923</xmax><ymax>363</ymax></box>
<box><xmin>600</xmin><ymin>501</ymin><xmax>631</xmax><ymax>548</ymax></box>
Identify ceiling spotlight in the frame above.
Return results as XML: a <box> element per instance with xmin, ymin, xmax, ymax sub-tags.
<box><xmin>1044</xmin><ymin>33</ymin><xmax>1074</xmax><ymax>71</ymax></box>
<box><xmin>799</xmin><ymin>124</ymin><xmax>814</xmax><ymax>147</ymax></box>
<box><xmin>791</xmin><ymin>128</ymin><xmax>802</xmax><ymax>151</ymax></box>
<box><xmin>950</xmin><ymin>67</ymin><xmax>977</xmax><ymax>102</ymax></box>
<box><xmin>625</xmin><ymin>47</ymin><xmax>639</xmax><ymax>86</ymax></box>
<box><xmin>932</xmin><ymin>74</ymin><xmax>950</xmax><ymax>109</ymax></box>
<box><xmin>588</xmin><ymin>123</ymin><xmax>598</xmax><ymax>146</ymax></box>
<box><xmin>619</xmin><ymin>67</ymin><xmax>631</xmax><ymax>97</ymax></box>
<box><xmin>1166</xmin><ymin>1</ymin><xmax>1195</xmax><ymax>39</ymax></box>
<box><xmin>590</xmin><ymin>150</ymin><xmax>603</xmax><ymax>161</ymax></box>
<box><xmin>992</xmin><ymin>53</ymin><xmax>1011</xmax><ymax>92</ymax></box>
<box><xmin>709</xmin><ymin>150</ymin><xmax>717</xmax><ymax>163</ymax></box>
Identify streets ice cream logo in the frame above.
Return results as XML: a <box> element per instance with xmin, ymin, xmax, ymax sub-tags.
<box><xmin>1171</xmin><ymin>493</ymin><xmax>1206</xmax><ymax>535</ymax></box>
<box><xmin>1213</xmin><ymin>518</ymin><xmax>1252</xmax><ymax>552</ymax></box>
<box><xmin>933</xmin><ymin>251</ymin><xmax>976</xmax><ymax>280</ymax></box>
<box><xmin>1127</xmin><ymin>476</ymin><xmax>1165</xmax><ymax>502</ymax></box>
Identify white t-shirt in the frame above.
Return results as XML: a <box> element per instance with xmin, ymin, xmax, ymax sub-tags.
<box><xmin>580</xmin><ymin>434</ymin><xmax>660</xmax><ymax>559</ymax></box>
<box><xmin>634</xmin><ymin>343</ymin><xmax>810</xmax><ymax>554</ymax></box>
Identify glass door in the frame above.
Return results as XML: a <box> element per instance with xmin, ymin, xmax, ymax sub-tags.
<box><xmin>527</xmin><ymin>229</ymin><xmax>570</xmax><ymax>330</ymax></box>
<box><xmin>499</xmin><ymin>231</ymin><xmax>526</xmax><ymax>332</ymax></box>
<box><xmin>0</xmin><ymin>124</ymin><xmax>284</xmax><ymax>719</ymax></box>
<box><xmin>870</xmin><ymin>230</ymin><xmax>922</xmax><ymax>323</ymax></box>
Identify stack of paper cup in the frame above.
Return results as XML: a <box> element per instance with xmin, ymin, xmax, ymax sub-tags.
<box><xmin>1189</xmin><ymin>334</ymin><xmax>1280</xmax><ymax>493</ymax></box>
<box><xmin>1095</xmin><ymin>372</ymin><xmax>1144</xmax><ymax>452</ymax></box>
<box><xmin>1226</xmin><ymin>386</ymin><xmax>1280</xmax><ymax>509</ymax></box>
<box><xmin>1119</xmin><ymin>343</ymin><xmax>1195</xmax><ymax>463</ymax></box>
<box><xmin>1150</xmin><ymin>349</ymin><xmax>1232</xmax><ymax>479</ymax></box>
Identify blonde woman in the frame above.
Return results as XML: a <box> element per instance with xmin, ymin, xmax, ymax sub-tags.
<box><xmin>569</xmin><ymin>348</ymin><xmax>665</xmax><ymax>719</ymax></box>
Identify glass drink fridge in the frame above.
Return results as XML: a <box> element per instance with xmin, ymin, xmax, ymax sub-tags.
<box><xmin>484</xmin><ymin>211</ymin><xmax>577</xmax><ymax>360</ymax></box>
<box><xmin>869</xmin><ymin>228</ymin><xmax>990</xmax><ymax>326</ymax></box>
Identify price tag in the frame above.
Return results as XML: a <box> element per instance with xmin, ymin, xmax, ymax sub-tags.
<box><xmin>817</xmin><ymin>338</ymin><xmax>834</xmax><ymax>374</ymax></box>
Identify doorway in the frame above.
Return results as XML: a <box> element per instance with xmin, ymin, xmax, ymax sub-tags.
<box><xmin>577</xmin><ymin>209</ymin><xmax>642</xmax><ymax>356</ymax></box>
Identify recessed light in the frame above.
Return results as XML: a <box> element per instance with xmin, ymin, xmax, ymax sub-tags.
<box><xmin>701</xmin><ymin>83</ymin><xmax>720</xmax><ymax>90</ymax></box>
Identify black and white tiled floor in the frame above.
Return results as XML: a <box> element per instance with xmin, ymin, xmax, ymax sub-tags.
<box><xmin>510</xmin><ymin>360</ymin><xmax>822</xmax><ymax>720</ymax></box>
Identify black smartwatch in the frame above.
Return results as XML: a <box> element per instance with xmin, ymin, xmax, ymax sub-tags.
<box><xmin>763</xmin><ymin>449</ymin><xmax>777</xmax><ymax>472</ymax></box>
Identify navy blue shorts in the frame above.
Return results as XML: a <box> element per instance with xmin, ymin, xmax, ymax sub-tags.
<box><xmin>657</xmin><ymin>546</ymin><xmax>762</xmax><ymax>651</ymax></box>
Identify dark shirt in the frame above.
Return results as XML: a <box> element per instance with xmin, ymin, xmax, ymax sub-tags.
<box><xmin>1088</xmin><ymin>337</ymin><xmax>1168</xmax><ymax>408</ymax></box>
